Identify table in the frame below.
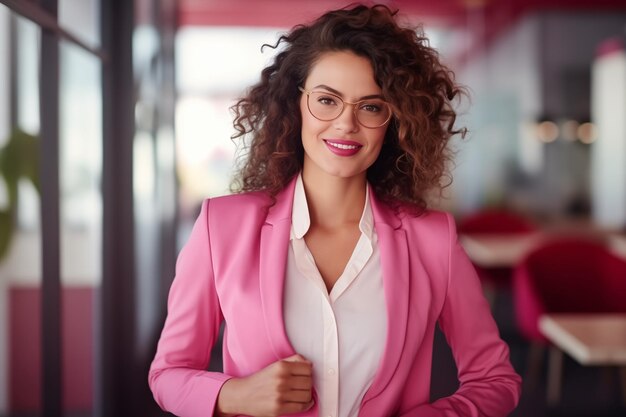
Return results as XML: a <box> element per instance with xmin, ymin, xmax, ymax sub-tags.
<box><xmin>461</xmin><ymin>232</ymin><xmax>626</xmax><ymax>268</ymax></box>
<box><xmin>609</xmin><ymin>234</ymin><xmax>626</xmax><ymax>260</ymax></box>
<box><xmin>539</xmin><ymin>314</ymin><xmax>626</xmax><ymax>405</ymax></box>
<box><xmin>459</xmin><ymin>232</ymin><xmax>544</xmax><ymax>268</ymax></box>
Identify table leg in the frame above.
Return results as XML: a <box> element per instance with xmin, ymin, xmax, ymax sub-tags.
<box><xmin>619</xmin><ymin>366</ymin><xmax>626</xmax><ymax>406</ymax></box>
<box><xmin>547</xmin><ymin>346</ymin><xmax>563</xmax><ymax>406</ymax></box>
<box><xmin>525</xmin><ymin>342</ymin><xmax>544</xmax><ymax>390</ymax></box>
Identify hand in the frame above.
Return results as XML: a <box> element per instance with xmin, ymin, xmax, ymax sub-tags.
<box><xmin>216</xmin><ymin>354</ymin><xmax>314</xmax><ymax>417</ymax></box>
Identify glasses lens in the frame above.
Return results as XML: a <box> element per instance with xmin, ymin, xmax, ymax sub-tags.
<box><xmin>308</xmin><ymin>91</ymin><xmax>343</xmax><ymax>121</ymax></box>
<box><xmin>355</xmin><ymin>100</ymin><xmax>391</xmax><ymax>128</ymax></box>
<box><xmin>307</xmin><ymin>91</ymin><xmax>390</xmax><ymax>128</ymax></box>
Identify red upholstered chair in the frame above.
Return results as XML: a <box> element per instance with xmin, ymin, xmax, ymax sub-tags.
<box><xmin>457</xmin><ymin>209</ymin><xmax>536</xmax><ymax>235</ymax></box>
<box><xmin>457</xmin><ymin>209</ymin><xmax>536</xmax><ymax>289</ymax></box>
<box><xmin>512</xmin><ymin>237</ymin><xmax>626</xmax><ymax>402</ymax></box>
<box><xmin>513</xmin><ymin>237</ymin><xmax>626</xmax><ymax>342</ymax></box>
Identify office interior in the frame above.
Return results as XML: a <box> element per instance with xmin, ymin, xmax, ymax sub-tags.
<box><xmin>0</xmin><ymin>0</ymin><xmax>625</xmax><ymax>416</ymax></box>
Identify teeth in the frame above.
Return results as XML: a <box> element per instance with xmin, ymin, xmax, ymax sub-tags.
<box><xmin>327</xmin><ymin>141</ymin><xmax>359</xmax><ymax>150</ymax></box>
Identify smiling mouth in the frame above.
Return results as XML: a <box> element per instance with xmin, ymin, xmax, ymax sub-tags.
<box><xmin>324</xmin><ymin>140</ymin><xmax>362</xmax><ymax>150</ymax></box>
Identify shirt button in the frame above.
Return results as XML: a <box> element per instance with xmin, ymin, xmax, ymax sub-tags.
<box><xmin>328</xmin><ymin>368</ymin><xmax>335</xmax><ymax>375</ymax></box>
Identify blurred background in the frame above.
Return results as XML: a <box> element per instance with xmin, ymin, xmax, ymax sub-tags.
<box><xmin>0</xmin><ymin>0</ymin><xmax>625</xmax><ymax>416</ymax></box>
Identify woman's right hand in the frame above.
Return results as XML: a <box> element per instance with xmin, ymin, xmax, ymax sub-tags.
<box><xmin>216</xmin><ymin>354</ymin><xmax>314</xmax><ymax>417</ymax></box>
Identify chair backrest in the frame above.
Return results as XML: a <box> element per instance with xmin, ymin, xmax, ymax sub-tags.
<box><xmin>457</xmin><ymin>209</ymin><xmax>535</xmax><ymax>235</ymax></box>
<box><xmin>513</xmin><ymin>237</ymin><xmax>626</xmax><ymax>342</ymax></box>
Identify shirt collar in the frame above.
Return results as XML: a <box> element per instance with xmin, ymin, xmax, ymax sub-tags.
<box><xmin>291</xmin><ymin>173</ymin><xmax>374</xmax><ymax>240</ymax></box>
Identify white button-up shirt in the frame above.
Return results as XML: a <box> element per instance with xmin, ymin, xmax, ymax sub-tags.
<box><xmin>284</xmin><ymin>175</ymin><xmax>387</xmax><ymax>417</ymax></box>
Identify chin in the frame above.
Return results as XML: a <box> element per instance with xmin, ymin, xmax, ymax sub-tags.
<box><xmin>324</xmin><ymin>166</ymin><xmax>367</xmax><ymax>179</ymax></box>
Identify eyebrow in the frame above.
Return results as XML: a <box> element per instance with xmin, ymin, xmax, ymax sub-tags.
<box><xmin>311</xmin><ymin>84</ymin><xmax>384</xmax><ymax>100</ymax></box>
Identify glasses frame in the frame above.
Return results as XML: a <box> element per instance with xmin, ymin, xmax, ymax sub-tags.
<box><xmin>299</xmin><ymin>86</ymin><xmax>392</xmax><ymax>129</ymax></box>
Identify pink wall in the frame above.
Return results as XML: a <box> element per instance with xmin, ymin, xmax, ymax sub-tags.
<box><xmin>9</xmin><ymin>287</ymin><xmax>94</xmax><ymax>413</ymax></box>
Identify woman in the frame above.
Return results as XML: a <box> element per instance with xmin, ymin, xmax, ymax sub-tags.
<box><xmin>149</xmin><ymin>4</ymin><xmax>522</xmax><ymax>417</ymax></box>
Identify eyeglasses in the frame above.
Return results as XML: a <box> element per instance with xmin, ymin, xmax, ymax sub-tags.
<box><xmin>299</xmin><ymin>87</ymin><xmax>392</xmax><ymax>129</ymax></box>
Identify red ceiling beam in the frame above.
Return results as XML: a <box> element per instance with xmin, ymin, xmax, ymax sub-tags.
<box><xmin>177</xmin><ymin>0</ymin><xmax>466</xmax><ymax>28</ymax></box>
<box><xmin>178</xmin><ymin>0</ymin><xmax>626</xmax><ymax>28</ymax></box>
<box><xmin>176</xmin><ymin>0</ymin><xmax>626</xmax><ymax>69</ymax></box>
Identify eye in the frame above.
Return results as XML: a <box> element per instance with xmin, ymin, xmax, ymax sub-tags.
<box><xmin>317</xmin><ymin>95</ymin><xmax>339</xmax><ymax>106</ymax></box>
<box><xmin>360</xmin><ymin>102</ymin><xmax>383</xmax><ymax>113</ymax></box>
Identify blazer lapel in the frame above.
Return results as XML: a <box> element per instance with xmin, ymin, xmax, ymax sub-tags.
<box><xmin>361</xmin><ymin>193</ymin><xmax>411</xmax><ymax>404</ymax></box>
<box><xmin>259</xmin><ymin>177</ymin><xmax>298</xmax><ymax>359</ymax></box>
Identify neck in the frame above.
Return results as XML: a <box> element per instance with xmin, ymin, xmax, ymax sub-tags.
<box><xmin>301</xmin><ymin>169</ymin><xmax>367</xmax><ymax>229</ymax></box>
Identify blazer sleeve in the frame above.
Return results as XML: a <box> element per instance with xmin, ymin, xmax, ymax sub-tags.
<box><xmin>148</xmin><ymin>199</ymin><xmax>231</xmax><ymax>417</ymax></box>
<box><xmin>402</xmin><ymin>213</ymin><xmax>522</xmax><ymax>417</ymax></box>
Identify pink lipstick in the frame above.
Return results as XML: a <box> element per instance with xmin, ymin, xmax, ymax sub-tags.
<box><xmin>323</xmin><ymin>139</ymin><xmax>363</xmax><ymax>157</ymax></box>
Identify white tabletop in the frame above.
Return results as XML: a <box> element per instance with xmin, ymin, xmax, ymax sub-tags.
<box><xmin>539</xmin><ymin>314</ymin><xmax>626</xmax><ymax>365</ymax></box>
<box><xmin>459</xmin><ymin>232</ymin><xmax>544</xmax><ymax>268</ymax></box>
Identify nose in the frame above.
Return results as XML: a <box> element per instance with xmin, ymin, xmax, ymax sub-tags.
<box><xmin>333</xmin><ymin>103</ymin><xmax>359</xmax><ymax>132</ymax></box>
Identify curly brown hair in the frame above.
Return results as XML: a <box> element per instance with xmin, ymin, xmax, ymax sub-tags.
<box><xmin>230</xmin><ymin>3</ymin><xmax>466</xmax><ymax>211</ymax></box>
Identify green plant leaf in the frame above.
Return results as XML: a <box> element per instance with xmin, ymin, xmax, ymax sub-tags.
<box><xmin>1</xmin><ymin>129</ymin><xmax>40</xmax><ymax>194</ymax></box>
<box><xmin>0</xmin><ymin>128</ymin><xmax>40</xmax><ymax>262</ymax></box>
<box><xmin>0</xmin><ymin>209</ymin><xmax>14</xmax><ymax>260</ymax></box>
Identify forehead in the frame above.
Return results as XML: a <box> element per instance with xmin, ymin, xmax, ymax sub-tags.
<box><xmin>305</xmin><ymin>51</ymin><xmax>380</xmax><ymax>95</ymax></box>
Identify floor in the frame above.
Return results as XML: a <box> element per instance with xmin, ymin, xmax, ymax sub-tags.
<box><xmin>430</xmin><ymin>288</ymin><xmax>626</xmax><ymax>417</ymax></box>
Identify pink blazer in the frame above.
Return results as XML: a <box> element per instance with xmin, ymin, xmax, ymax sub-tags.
<box><xmin>149</xmin><ymin>178</ymin><xmax>521</xmax><ymax>417</ymax></box>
